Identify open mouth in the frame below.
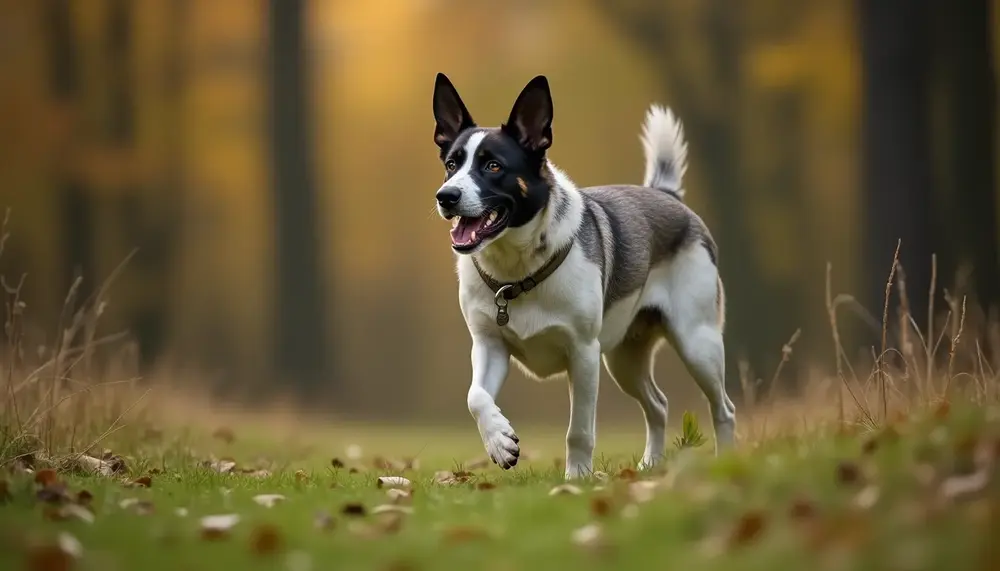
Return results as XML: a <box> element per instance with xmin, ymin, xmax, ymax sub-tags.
<box><xmin>450</xmin><ymin>206</ymin><xmax>509</xmax><ymax>252</ymax></box>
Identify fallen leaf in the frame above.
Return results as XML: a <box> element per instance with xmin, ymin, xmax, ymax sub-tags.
<box><xmin>213</xmin><ymin>427</ymin><xmax>236</xmax><ymax>444</ymax></box>
<box><xmin>728</xmin><ymin>511</ymin><xmax>767</xmax><ymax>548</ymax></box>
<box><xmin>853</xmin><ymin>485</ymin><xmax>881</xmax><ymax>510</ymax></box>
<box><xmin>549</xmin><ymin>484</ymin><xmax>583</xmax><ymax>496</ymax></box>
<box><xmin>250</xmin><ymin>494</ymin><xmax>285</xmax><ymax>508</ymax></box>
<box><xmin>74</xmin><ymin>490</ymin><xmax>93</xmax><ymax>506</ymax></box>
<box><xmin>249</xmin><ymin>524</ymin><xmax>283</xmax><ymax>555</ymax></box>
<box><xmin>36</xmin><ymin>484</ymin><xmax>71</xmax><ymax>505</ymax></box>
<box><xmin>571</xmin><ymin>523</ymin><xmax>604</xmax><ymax>549</ymax></box>
<box><xmin>386</xmin><ymin>488</ymin><xmax>412</xmax><ymax>503</ymax></box>
<box><xmin>593</xmin><ymin>471</ymin><xmax>609</xmax><ymax>481</ymax></box>
<box><xmin>34</xmin><ymin>469</ymin><xmax>59</xmax><ymax>487</ymax></box>
<box><xmin>57</xmin><ymin>532</ymin><xmax>83</xmax><ymax>559</ymax></box>
<box><xmin>200</xmin><ymin>514</ymin><xmax>240</xmax><ymax>540</ymax></box>
<box><xmin>331</xmin><ymin>458</ymin><xmax>345</xmax><ymax>469</ymax></box>
<box><xmin>246</xmin><ymin>469</ymin><xmax>272</xmax><ymax>479</ymax></box>
<box><xmin>835</xmin><ymin>461</ymin><xmax>862</xmax><ymax>486</ymax></box>
<box><xmin>75</xmin><ymin>454</ymin><xmax>125</xmax><ymax>476</ymax></box>
<box><xmin>207</xmin><ymin>460</ymin><xmax>236</xmax><ymax>474</ymax></box>
<box><xmin>433</xmin><ymin>471</ymin><xmax>470</xmax><ymax>485</ymax></box>
<box><xmin>940</xmin><ymin>469</ymin><xmax>991</xmax><ymax>502</ymax></box>
<box><xmin>476</xmin><ymin>482</ymin><xmax>496</xmax><ymax>491</ymax></box>
<box><xmin>341</xmin><ymin>502</ymin><xmax>367</xmax><ymax>517</ymax></box>
<box><xmin>590</xmin><ymin>495</ymin><xmax>612</xmax><ymax>518</ymax></box>
<box><xmin>372</xmin><ymin>504</ymin><xmax>414</xmax><ymax>515</ymax></box>
<box><xmin>376</xmin><ymin>476</ymin><xmax>411</xmax><ymax>489</ymax></box>
<box><xmin>119</xmin><ymin>498</ymin><xmax>140</xmax><ymax>510</ymax></box>
<box><xmin>129</xmin><ymin>476</ymin><xmax>152</xmax><ymax>488</ymax></box>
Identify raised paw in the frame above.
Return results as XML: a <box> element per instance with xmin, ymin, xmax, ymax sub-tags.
<box><xmin>480</xmin><ymin>414</ymin><xmax>520</xmax><ymax>470</ymax></box>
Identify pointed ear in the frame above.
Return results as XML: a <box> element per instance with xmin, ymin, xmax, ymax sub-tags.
<box><xmin>433</xmin><ymin>73</ymin><xmax>476</xmax><ymax>150</ymax></box>
<box><xmin>502</xmin><ymin>75</ymin><xmax>553</xmax><ymax>152</ymax></box>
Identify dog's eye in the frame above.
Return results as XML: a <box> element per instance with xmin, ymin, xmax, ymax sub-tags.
<box><xmin>484</xmin><ymin>160</ymin><xmax>502</xmax><ymax>174</ymax></box>
<box><xmin>445</xmin><ymin>159</ymin><xmax>457</xmax><ymax>172</ymax></box>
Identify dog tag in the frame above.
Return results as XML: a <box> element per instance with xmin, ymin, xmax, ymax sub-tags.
<box><xmin>496</xmin><ymin>306</ymin><xmax>510</xmax><ymax>326</ymax></box>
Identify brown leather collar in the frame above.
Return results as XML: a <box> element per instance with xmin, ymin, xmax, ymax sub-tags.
<box><xmin>471</xmin><ymin>241</ymin><xmax>574</xmax><ymax>326</ymax></box>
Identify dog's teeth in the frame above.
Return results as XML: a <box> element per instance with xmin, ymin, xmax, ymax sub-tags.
<box><xmin>471</xmin><ymin>230</ymin><xmax>477</xmax><ymax>242</ymax></box>
<box><xmin>452</xmin><ymin>217</ymin><xmax>460</xmax><ymax>229</ymax></box>
<box><xmin>488</xmin><ymin>211</ymin><xmax>497</xmax><ymax>224</ymax></box>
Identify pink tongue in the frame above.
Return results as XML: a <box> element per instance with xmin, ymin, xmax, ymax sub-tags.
<box><xmin>451</xmin><ymin>216</ymin><xmax>486</xmax><ymax>243</ymax></box>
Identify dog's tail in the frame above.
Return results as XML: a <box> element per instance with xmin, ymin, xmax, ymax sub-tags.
<box><xmin>639</xmin><ymin>104</ymin><xmax>688</xmax><ymax>199</ymax></box>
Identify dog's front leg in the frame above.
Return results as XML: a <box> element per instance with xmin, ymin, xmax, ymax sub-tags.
<box><xmin>467</xmin><ymin>334</ymin><xmax>520</xmax><ymax>469</ymax></box>
<box><xmin>565</xmin><ymin>340</ymin><xmax>601</xmax><ymax>479</ymax></box>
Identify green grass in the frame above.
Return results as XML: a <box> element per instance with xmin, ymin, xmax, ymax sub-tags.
<box><xmin>3</xmin><ymin>405</ymin><xmax>999</xmax><ymax>571</ymax></box>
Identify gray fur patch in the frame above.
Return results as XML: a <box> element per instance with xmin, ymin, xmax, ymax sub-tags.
<box><xmin>574</xmin><ymin>185</ymin><xmax>709</xmax><ymax>310</ymax></box>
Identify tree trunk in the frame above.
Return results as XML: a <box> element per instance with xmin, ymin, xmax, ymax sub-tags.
<box><xmin>939</xmin><ymin>0</ymin><xmax>998</xmax><ymax>317</ymax></box>
<box><xmin>267</xmin><ymin>0</ymin><xmax>328</xmax><ymax>389</ymax></box>
<box><xmin>46</xmin><ymin>0</ymin><xmax>94</xmax><ymax>310</ymax></box>
<box><xmin>857</xmin><ymin>0</ymin><xmax>935</xmax><ymax>344</ymax></box>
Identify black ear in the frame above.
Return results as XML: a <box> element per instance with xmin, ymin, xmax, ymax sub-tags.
<box><xmin>433</xmin><ymin>73</ymin><xmax>476</xmax><ymax>150</ymax></box>
<box><xmin>502</xmin><ymin>75</ymin><xmax>553</xmax><ymax>152</ymax></box>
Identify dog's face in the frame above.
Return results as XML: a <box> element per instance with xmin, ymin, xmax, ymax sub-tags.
<box><xmin>432</xmin><ymin>74</ymin><xmax>555</xmax><ymax>254</ymax></box>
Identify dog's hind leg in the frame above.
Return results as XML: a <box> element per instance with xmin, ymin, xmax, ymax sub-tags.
<box><xmin>659</xmin><ymin>247</ymin><xmax>736</xmax><ymax>453</ymax></box>
<box><xmin>603</xmin><ymin>324</ymin><xmax>667</xmax><ymax>469</ymax></box>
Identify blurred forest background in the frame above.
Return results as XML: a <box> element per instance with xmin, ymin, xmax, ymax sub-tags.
<box><xmin>0</xmin><ymin>0</ymin><xmax>997</xmax><ymax>425</ymax></box>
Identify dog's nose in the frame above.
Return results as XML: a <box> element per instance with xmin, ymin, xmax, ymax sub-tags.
<box><xmin>436</xmin><ymin>187</ymin><xmax>462</xmax><ymax>208</ymax></box>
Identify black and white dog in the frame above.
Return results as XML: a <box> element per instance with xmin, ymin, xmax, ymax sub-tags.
<box><xmin>432</xmin><ymin>73</ymin><xmax>736</xmax><ymax>479</ymax></box>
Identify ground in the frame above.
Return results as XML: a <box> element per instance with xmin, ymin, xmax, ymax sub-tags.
<box><xmin>1</xmin><ymin>402</ymin><xmax>998</xmax><ymax>571</ymax></box>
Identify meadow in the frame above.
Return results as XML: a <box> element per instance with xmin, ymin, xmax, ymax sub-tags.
<box><xmin>2</xmin><ymin>247</ymin><xmax>999</xmax><ymax>571</ymax></box>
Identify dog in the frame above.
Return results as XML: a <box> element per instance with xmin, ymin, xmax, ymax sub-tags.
<box><xmin>431</xmin><ymin>73</ymin><xmax>736</xmax><ymax>479</ymax></box>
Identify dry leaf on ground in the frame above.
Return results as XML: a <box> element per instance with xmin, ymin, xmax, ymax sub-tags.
<box><xmin>571</xmin><ymin>523</ymin><xmax>604</xmax><ymax>549</ymax></box>
<box><xmin>371</xmin><ymin>504</ymin><xmax>414</xmax><ymax>515</ymax></box>
<box><xmin>200</xmin><ymin>514</ymin><xmax>241</xmax><ymax>540</ymax></box>
<box><xmin>129</xmin><ymin>476</ymin><xmax>152</xmax><ymax>488</ymax></box>
<box><xmin>253</xmin><ymin>494</ymin><xmax>286</xmax><ymax>508</ymax></box>
<box><xmin>386</xmin><ymin>489</ymin><xmax>412</xmax><ymax>503</ymax></box>
<box><xmin>34</xmin><ymin>469</ymin><xmax>59</xmax><ymax>487</ymax></box>
<box><xmin>548</xmin><ymin>484</ymin><xmax>583</xmax><ymax>496</ymax></box>
<box><xmin>249</xmin><ymin>524</ymin><xmax>283</xmax><ymax>555</ymax></box>
<box><xmin>728</xmin><ymin>511</ymin><xmax>767</xmax><ymax>548</ymax></box>
<box><xmin>376</xmin><ymin>476</ymin><xmax>411</xmax><ymax>489</ymax></box>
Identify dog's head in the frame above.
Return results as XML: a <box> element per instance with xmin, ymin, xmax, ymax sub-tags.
<box><xmin>432</xmin><ymin>73</ymin><xmax>554</xmax><ymax>254</ymax></box>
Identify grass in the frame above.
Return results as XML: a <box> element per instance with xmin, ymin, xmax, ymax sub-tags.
<box><xmin>2</xmin><ymin>405</ymin><xmax>1000</xmax><ymax>571</ymax></box>
<box><xmin>3</xmin><ymin>223</ymin><xmax>1000</xmax><ymax>569</ymax></box>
